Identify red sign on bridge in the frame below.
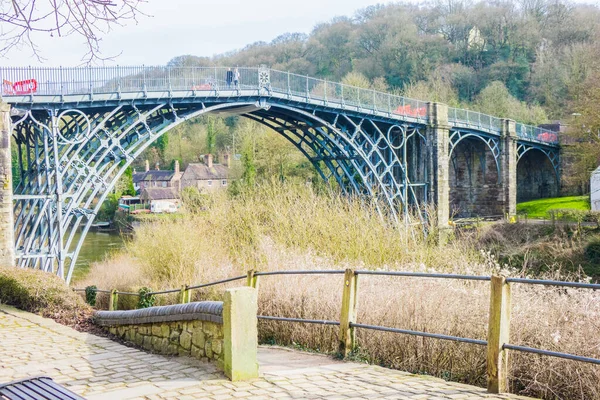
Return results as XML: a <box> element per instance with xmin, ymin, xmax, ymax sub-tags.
<box><xmin>2</xmin><ymin>79</ymin><xmax>38</xmax><ymax>95</ymax></box>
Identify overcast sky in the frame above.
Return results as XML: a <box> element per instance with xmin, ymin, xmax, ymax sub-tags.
<box><xmin>3</xmin><ymin>0</ymin><xmax>389</xmax><ymax>66</ymax></box>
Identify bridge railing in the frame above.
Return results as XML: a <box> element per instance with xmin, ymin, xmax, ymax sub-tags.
<box><xmin>448</xmin><ymin>107</ymin><xmax>502</xmax><ymax>134</ymax></box>
<box><xmin>1</xmin><ymin>66</ymin><xmax>557</xmax><ymax>144</ymax></box>
<box><xmin>268</xmin><ymin>70</ymin><xmax>428</xmax><ymax>123</ymax></box>
<box><xmin>516</xmin><ymin>123</ymin><xmax>560</xmax><ymax>145</ymax></box>
<box><xmin>75</xmin><ymin>268</ymin><xmax>599</xmax><ymax>394</ymax></box>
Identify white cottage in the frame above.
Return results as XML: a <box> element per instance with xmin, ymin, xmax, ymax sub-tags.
<box><xmin>591</xmin><ymin>166</ymin><xmax>600</xmax><ymax>211</ymax></box>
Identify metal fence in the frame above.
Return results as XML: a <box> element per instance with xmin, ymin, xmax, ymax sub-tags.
<box><xmin>0</xmin><ymin>66</ymin><xmax>559</xmax><ymax>144</ymax></box>
<box><xmin>448</xmin><ymin>107</ymin><xmax>502</xmax><ymax>134</ymax></box>
<box><xmin>76</xmin><ymin>268</ymin><xmax>599</xmax><ymax>394</ymax></box>
<box><xmin>515</xmin><ymin>122</ymin><xmax>560</xmax><ymax>145</ymax></box>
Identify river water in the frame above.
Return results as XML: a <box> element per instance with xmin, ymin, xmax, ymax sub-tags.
<box><xmin>70</xmin><ymin>230</ymin><xmax>125</xmax><ymax>283</ymax></box>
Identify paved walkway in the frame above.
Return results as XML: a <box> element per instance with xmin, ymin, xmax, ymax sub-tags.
<box><xmin>0</xmin><ymin>305</ymin><xmax>535</xmax><ymax>400</ymax></box>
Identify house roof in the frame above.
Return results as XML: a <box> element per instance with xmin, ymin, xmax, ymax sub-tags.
<box><xmin>140</xmin><ymin>187</ymin><xmax>179</xmax><ymax>201</ymax></box>
<box><xmin>182</xmin><ymin>163</ymin><xmax>229</xmax><ymax>181</ymax></box>
<box><xmin>142</xmin><ymin>170</ymin><xmax>175</xmax><ymax>182</ymax></box>
<box><xmin>132</xmin><ymin>172</ymin><xmax>146</xmax><ymax>184</ymax></box>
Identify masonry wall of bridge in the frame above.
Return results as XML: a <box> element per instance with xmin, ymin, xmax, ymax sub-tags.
<box><xmin>427</xmin><ymin>104</ymin><xmax>519</xmax><ymax>225</ymax></box>
<box><xmin>517</xmin><ymin>150</ymin><xmax>559</xmax><ymax>202</ymax></box>
<box><xmin>0</xmin><ymin>103</ymin><xmax>14</xmax><ymax>267</ymax></box>
<box><xmin>450</xmin><ymin>138</ymin><xmax>504</xmax><ymax>218</ymax></box>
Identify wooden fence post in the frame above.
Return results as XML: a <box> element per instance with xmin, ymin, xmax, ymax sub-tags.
<box><xmin>246</xmin><ymin>270</ymin><xmax>259</xmax><ymax>290</ymax></box>
<box><xmin>487</xmin><ymin>275</ymin><xmax>512</xmax><ymax>393</ymax></box>
<box><xmin>179</xmin><ymin>285</ymin><xmax>191</xmax><ymax>304</ymax></box>
<box><xmin>109</xmin><ymin>289</ymin><xmax>119</xmax><ymax>311</ymax></box>
<box><xmin>339</xmin><ymin>268</ymin><xmax>358</xmax><ymax>357</ymax></box>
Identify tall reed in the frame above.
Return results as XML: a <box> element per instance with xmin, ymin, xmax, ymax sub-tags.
<box><xmin>81</xmin><ymin>182</ymin><xmax>600</xmax><ymax>400</ymax></box>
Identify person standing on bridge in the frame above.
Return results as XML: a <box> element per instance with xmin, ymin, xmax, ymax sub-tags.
<box><xmin>226</xmin><ymin>68</ymin><xmax>233</xmax><ymax>89</ymax></box>
<box><xmin>234</xmin><ymin>68</ymin><xmax>240</xmax><ymax>89</ymax></box>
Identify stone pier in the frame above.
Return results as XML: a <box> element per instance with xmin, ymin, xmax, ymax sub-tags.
<box><xmin>0</xmin><ymin>103</ymin><xmax>14</xmax><ymax>267</ymax></box>
<box><xmin>501</xmin><ymin>119</ymin><xmax>518</xmax><ymax>218</ymax></box>
<box><xmin>429</xmin><ymin>103</ymin><xmax>519</xmax><ymax>230</ymax></box>
<box><xmin>427</xmin><ymin>102</ymin><xmax>451</xmax><ymax>241</ymax></box>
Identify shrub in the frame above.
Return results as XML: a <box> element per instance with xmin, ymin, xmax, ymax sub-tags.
<box><xmin>137</xmin><ymin>287</ymin><xmax>156</xmax><ymax>309</ymax></box>
<box><xmin>85</xmin><ymin>285</ymin><xmax>97</xmax><ymax>306</ymax></box>
<box><xmin>0</xmin><ymin>266</ymin><xmax>92</xmax><ymax>329</ymax></box>
<box><xmin>584</xmin><ymin>239</ymin><xmax>600</xmax><ymax>265</ymax></box>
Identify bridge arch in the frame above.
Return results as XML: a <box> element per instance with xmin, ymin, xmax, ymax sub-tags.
<box><xmin>11</xmin><ymin>99</ymin><xmax>426</xmax><ymax>282</ymax></box>
<box><xmin>448</xmin><ymin>131</ymin><xmax>502</xmax><ymax>218</ymax></box>
<box><xmin>516</xmin><ymin>146</ymin><xmax>559</xmax><ymax>202</ymax></box>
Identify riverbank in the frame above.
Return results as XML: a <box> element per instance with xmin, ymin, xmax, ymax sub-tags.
<box><xmin>69</xmin><ymin>231</ymin><xmax>125</xmax><ymax>284</ymax></box>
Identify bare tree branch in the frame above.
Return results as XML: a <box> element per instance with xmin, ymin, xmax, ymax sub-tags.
<box><xmin>0</xmin><ymin>0</ymin><xmax>147</xmax><ymax>63</ymax></box>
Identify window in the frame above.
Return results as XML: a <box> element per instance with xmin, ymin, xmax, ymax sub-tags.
<box><xmin>222</xmin><ymin>180</ymin><xmax>227</xmax><ymax>186</ymax></box>
<box><xmin>207</xmin><ymin>180</ymin><xmax>212</xmax><ymax>186</ymax></box>
<box><xmin>162</xmin><ymin>181</ymin><xmax>167</xmax><ymax>187</ymax></box>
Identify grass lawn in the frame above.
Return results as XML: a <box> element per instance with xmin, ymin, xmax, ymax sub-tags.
<box><xmin>517</xmin><ymin>196</ymin><xmax>590</xmax><ymax>218</ymax></box>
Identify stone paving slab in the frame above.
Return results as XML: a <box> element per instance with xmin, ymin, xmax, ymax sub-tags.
<box><xmin>0</xmin><ymin>304</ymin><xmax>536</xmax><ymax>400</ymax></box>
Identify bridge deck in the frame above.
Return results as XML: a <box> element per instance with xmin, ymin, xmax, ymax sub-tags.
<box><xmin>0</xmin><ymin>304</ymin><xmax>535</xmax><ymax>399</ymax></box>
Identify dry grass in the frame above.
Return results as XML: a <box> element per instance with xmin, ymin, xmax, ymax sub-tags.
<box><xmin>82</xmin><ymin>182</ymin><xmax>600</xmax><ymax>400</ymax></box>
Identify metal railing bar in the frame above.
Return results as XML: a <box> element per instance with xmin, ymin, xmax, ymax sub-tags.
<box><xmin>187</xmin><ymin>275</ymin><xmax>247</xmax><ymax>290</ymax></box>
<box><xmin>258</xmin><ymin>316</ymin><xmax>340</xmax><ymax>326</ymax></box>
<box><xmin>116</xmin><ymin>292</ymin><xmax>141</xmax><ymax>296</ymax></box>
<box><xmin>503</xmin><ymin>344</ymin><xmax>600</xmax><ymax>365</ymax></box>
<box><xmin>355</xmin><ymin>271</ymin><xmax>491</xmax><ymax>281</ymax></box>
<box><xmin>351</xmin><ymin>323</ymin><xmax>487</xmax><ymax>346</ymax></box>
<box><xmin>505</xmin><ymin>278</ymin><xmax>600</xmax><ymax>290</ymax></box>
<box><xmin>146</xmin><ymin>288</ymin><xmax>180</xmax><ymax>296</ymax></box>
<box><xmin>254</xmin><ymin>270</ymin><xmax>345</xmax><ymax>276</ymax></box>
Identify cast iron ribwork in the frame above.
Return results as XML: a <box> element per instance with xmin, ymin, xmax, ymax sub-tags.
<box><xmin>1</xmin><ymin>66</ymin><xmax>559</xmax><ymax>282</ymax></box>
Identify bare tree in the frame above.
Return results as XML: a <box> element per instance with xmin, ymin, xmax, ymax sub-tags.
<box><xmin>0</xmin><ymin>0</ymin><xmax>146</xmax><ymax>62</ymax></box>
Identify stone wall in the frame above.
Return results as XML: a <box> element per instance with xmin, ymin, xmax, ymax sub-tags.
<box><xmin>0</xmin><ymin>103</ymin><xmax>14</xmax><ymax>266</ymax></box>
<box><xmin>94</xmin><ymin>289</ymin><xmax>259</xmax><ymax>381</ymax></box>
<box><xmin>95</xmin><ymin>301</ymin><xmax>225</xmax><ymax>369</ymax></box>
<box><xmin>107</xmin><ymin>320</ymin><xmax>224</xmax><ymax>369</ymax></box>
<box><xmin>449</xmin><ymin>137</ymin><xmax>504</xmax><ymax>217</ymax></box>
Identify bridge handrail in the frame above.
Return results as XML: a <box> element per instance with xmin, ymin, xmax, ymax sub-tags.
<box><xmin>75</xmin><ymin>268</ymin><xmax>600</xmax><ymax>388</ymax></box>
<box><xmin>0</xmin><ymin>65</ymin><xmax>559</xmax><ymax>145</ymax></box>
<box><xmin>447</xmin><ymin>106</ymin><xmax>502</xmax><ymax>135</ymax></box>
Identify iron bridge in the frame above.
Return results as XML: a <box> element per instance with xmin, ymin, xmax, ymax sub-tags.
<box><xmin>0</xmin><ymin>66</ymin><xmax>560</xmax><ymax>282</ymax></box>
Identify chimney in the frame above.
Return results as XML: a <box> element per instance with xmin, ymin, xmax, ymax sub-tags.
<box><xmin>223</xmin><ymin>153</ymin><xmax>231</xmax><ymax>168</ymax></box>
<box><xmin>144</xmin><ymin>160</ymin><xmax>150</xmax><ymax>172</ymax></box>
<box><xmin>175</xmin><ymin>160</ymin><xmax>180</xmax><ymax>174</ymax></box>
<box><xmin>204</xmin><ymin>154</ymin><xmax>213</xmax><ymax>169</ymax></box>
<box><xmin>155</xmin><ymin>162</ymin><xmax>160</xmax><ymax>171</ymax></box>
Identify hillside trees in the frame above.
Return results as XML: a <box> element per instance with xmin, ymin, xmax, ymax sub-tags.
<box><xmin>564</xmin><ymin>71</ymin><xmax>600</xmax><ymax>193</ymax></box>
<box><xmin>133</xmin><ymin>0</ymin><xmax>600</xmax><ymax>190</ymax></box>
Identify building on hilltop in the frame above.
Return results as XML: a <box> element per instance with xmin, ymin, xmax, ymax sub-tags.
<box><xmin>140</xmin><ymin>187</ymin><xmax>180</xmax><ymax>213</ymax></box>
<box><xmin>133</xmin><ymin>160</ymin><xmax>183</xmax><ymax>193</ymax></box>
<box><xmin>181</xmin><ymin>154</ymin><xmax>231</xmax><ymax>193</ymax></box>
